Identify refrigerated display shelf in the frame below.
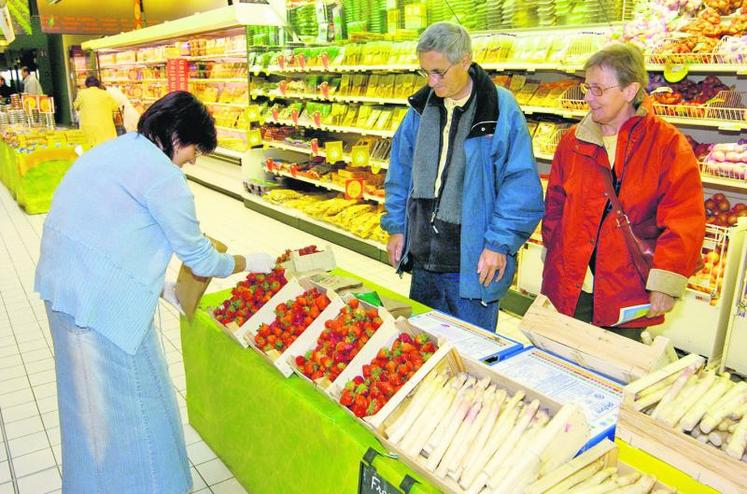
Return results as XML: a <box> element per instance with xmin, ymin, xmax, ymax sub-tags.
<box><xmin>267</xmin><ymin>119</ymin><xmax>396</xmax><ymax>138</ymax></box>
<box><xmin>252</xmin><ymin>90</ymin><xmax>408</xmax><ymax>106</ymax></box>
<box><xmin>265</xmin><ymin>167</ymin><xmax>384</xmax><ymax>204</ymax></box>
<box><xmin>264</xmin><ymin>140</ymin><xmax>389</xmax><ymax>169</ymax></box>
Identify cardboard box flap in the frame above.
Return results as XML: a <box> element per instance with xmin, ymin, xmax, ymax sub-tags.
<box><xmin>175</xmin><ymin>236</ymin><xmax>227</xmax><ymax>320</ymax></box>
<box><xmin>519</xmin><ymin>295</ymin><xmax>674</xmax><ymax>384</ymax></box>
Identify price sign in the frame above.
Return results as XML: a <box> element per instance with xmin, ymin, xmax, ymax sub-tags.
<box><xmin>290</xmin><ymin>164</ymin><xmax>299</xmax><ymax>178</ymax></box>
<box><xmin>298</xmin><ymin>54</ymin><xmax>306</xmax><ymax>70</ymax></box>
<box><xmin>278</xmin><ymin>54</ymin><xmax>286</xmax><ymax>70</ymax></box>
<box><xmin>313</xmin><ymin>111</ymin><xmax>322</xmax><ymax>127</ymax></box>
<box><xmin>291</xmin><ymin>108</ymin><xmax>299</xmax><ymax>125</ymax></box>
<box><xmin>370</xmin><ymin>161</ymin><xmax>382</xmax><ymax>174</ymax></box>
<box><xmin>345</xmin><ymin>178</ymin><xmax>365</xmax><ymax>200</ymax></box>
<box><xmin>265</xmin><ymin>158</ymin><xmax>276</xmax><ymax>171</ymax></box>
<box><xmin>357</xmin><ymin>448</ymin><xmax>417</xmax><ymax>494</ymax></box>
<box><xmin>167</xmin><ymin>59</ymin><xmax>189</xmax><ymax>92</ymax></box>
<box><xmin>279</xmin><ymin>80</ymin><xmax>288</xmax><ymax>96</ymax></box>
<box><xmin>248</xmin><ymin>129</ymin><xmax>262</xmax><ymax>148</ymax></box>
<box><xmin>247</xmin><ymin>105</ymin><xmax>261</xmax><ymax>122</ymax></box>
<box><xmin>351</xmin><ymin>145</ymin><xmax>370</xmax><ymax>167</ymax></box>
<box><xmin>271</xmin><ymin>108</ymin><xmax>280</xmax><ymax>121</ymax></box>
<box><xmin>325</xmin><ymin>141</ymin><xmax>344</xmax><ymax>162</ymax></box>
<box><xmin>321</xmin><ymin>52</ymin><xmax>330</xmax><ymax>70</ymax></box>
<box><xmin>664</xmin><ymin>62</ymin><xmax>688</xmax><ymax>83</ymax></box>
<box><xmin>310</xmin><ymin>138</ymin><xmax>320</xmax><ymax>156</ymax></box>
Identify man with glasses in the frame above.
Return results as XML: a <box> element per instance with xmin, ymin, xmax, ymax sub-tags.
<box><xmin>381</xmin><ymin>22</ymin><xmax>544</xmax><ymax>332</ymax></box>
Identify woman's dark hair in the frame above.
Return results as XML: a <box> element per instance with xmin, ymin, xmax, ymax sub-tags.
<box><xmin>85</xmin><ymin>76</ymin><xmax>100</xmax><ymax>88</ymax></box>
<box><xmin>137</xmin><ymin>91</ymin><xmax>217</xmax><ymax>159</ymax></box>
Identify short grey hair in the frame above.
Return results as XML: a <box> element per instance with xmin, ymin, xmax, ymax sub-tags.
<box><xmin>584</xmin><ymin>43</ymin><xmax>648</xmax><ymax>106</ymax></box>
<box><xmin>416</xmin><ymin>22</ymin><xmax>472</xmax><ymax>64</ymax></box>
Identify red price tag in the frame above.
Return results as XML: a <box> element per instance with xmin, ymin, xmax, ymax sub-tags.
<box><xmin>313</xmin><ymin>111</ymin><xmax>322</xmax><ymax>127</ymax></box>
<box><xmin>278</xmin><ymin>55</ymin><xmax>286</xmax><ymax>70</ymax></box>
<box><xmin>298</xmin><ymin>54</ymin><xmax>306</xmax><ymax>70</ymax></box>
<box><xmin>321</xmin><ymin>52</ymin><xmax>330</xmax><ymax>70</ymax></box>
<box><xmin>265</xmin><ymin>159</ymin><xmax>275</xmax><ymax>171</ymax></box>
<box><xmin>290</xmin><ymin>165</ymin><xmax>299</xmax><ymax>177</ymax></box>
<box><xmin>310</xmin><ymin>138</ymin><xmax>319</xmax><ymax>156</ymax></box>
<box><xmin>319</xmin><ymin>81</ymin><xmax>330</xmax><ymax>99</ymax></box>
<box><xmin>344</xmin><ymin>179</ymin><xmax>365</xmax><ymax>200</ymax></box>
<box><xmin>291</xmin><ymin>109</ymin><xmax>299</xmax><ymax>125</ymax></box>
<box><xmin>279</xmin><ymin>80</ymin><xmax>288</xmax><ymax>96</ymax></box>
<box><xmin>272</xmin><ymin>108</ymin><xmax>279</xmax><ymax>121</ymax></box>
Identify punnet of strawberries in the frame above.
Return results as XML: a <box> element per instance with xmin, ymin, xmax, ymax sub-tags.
<box><xmin>339</xmin><ymin>333</ymin><xmax>437</xmax><ymax>417</ymax></box>
<box><xmin>213</xmin><ymin>268</ymin><xmax>288</xmax><ymax>327</ymax></box>
<box><xmin>276</xmin><ymin>245</ymin><xmax>320</xmax><ymax>265</ymax></box>
<box><xmin>295</xmin><ymin>298</ymin><xmax>383</xmax><ymax>383</ymax></box>
<box><xmin>254</xmin><ymin>288</ymin><xmax>330</xmax><ymax>354</ymax></box>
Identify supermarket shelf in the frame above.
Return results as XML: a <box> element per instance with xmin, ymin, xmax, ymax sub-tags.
<box><xmin>251</xmin><ymin>64</ymin><xmax>420</xmax><ymax>75</ymax></box>
<box><xmin>646</xmin><ymin>63</ymin><xmax>747</xmax><ymax>74</ymax></box>
<box><xmin>211</xmin><ymin>146</ymin><xmax>244</xmax><ymax>162</ymax></box>
<box><xmin>657</xmin><ymin>115</ymin><xmax>747</xmax><ymax>132</ymax></box>
<box><xmin>203</xmin><ymin>101</ymin><xmax>248</xmax><ymax>109</ymax></box>
<box><xmin>269</xmin><ymin>118</ymin><xmax>396</xmax><ymax>138</ymax></box>
<box><xmin>520</xmin><ymin>104</ymin><xmax>587</xmax><ymax>119</ymax></box>
<box><xmin>243</xmin><ymin>193</ymin><xmax>388</xmax><ymax>262</ymax></box>
<box><xmin>183</xmin><ymin>53</ymin><xmax>248</xmax><ymax>62</ymax></box>
<box><xmin>215</xmin><ymin>125</ymin><xmax>246</xmax><ymax>133</ymax></box>
<box><xmin>190</xmin><ymin>78</ymin><xmax>248</xmax><ymax>83</ymax></box>
<box><xmin>252</xmin><ymin>90</ymin><xmax>408</xmax><ymax>106</ymax></box>
<box><xmin>534</xmin><ymin>151</ymin><xmax>554</xmax><ymax>161</ymax></box>
<box><xmin>264</xmin><ymin>139</ymin><xmax>389</xmax><ymax>169</ymax></box>
<box><xmin>99</xmin><ymin>60</ymin><xmax>167</xmax><ymax>68</ymax></box>
<box><xmin>267</xmin><ymin>168</ymin><xmax>384</xmax><ymax>204</ymax></box>
<box><xmin>701</xmin><ymin>174</ymin><xmax>747</xmax><ymax>193</ymax></box>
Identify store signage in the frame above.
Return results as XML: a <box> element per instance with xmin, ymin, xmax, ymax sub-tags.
<box><xmin>319</xmin><ymin>81</ymin><xmax>330</xmax><ymax>99</ymax></box>
<box><xmin>38</xmin><ymin>96</ymin><xmax>55</xmax><ymax>114</ymax></box>
<box><xmin>248</xmin><ymin>129</ymin><xmax>262</xmax><ymax>148</ymax></box>
<box><xmin>358</xmin><ymin>448</ymin><xmax>415</xmax><ymax>494</ymax></box>
<box><xmin>310</xmin><ymin>138</ymin><xmax>319</xmax><ymax>156</ymax></box>
<box><xmin>664</xmin><ymin>62</ymin><xmax>688</xmax><ymax>83</ymax></box>
<box><xmin>351</xmin><ymin>145</ymin><xmax>370</xmax><ymax>167</ymax></box>
<box><xmin>344</xmin><ymin>179</ymin><xmax>364</xmax><ymax>200</ymax></box>
<box><xmin>324</xmin><ymin>141</ymin><xmax>343</xmax><ymax>162</ymax></box>
<box><xmin>291</xmin><ymin>108</ymin><xmax>299</xmax><ymax>125</ymax></box>
<box><xmin>298</xmin><ymin>54</ymin><xmax>306</xmax><ymax>70</ymax></box>
<box><xmin>271</xmin><ymin>108</ymin><xmax>279</xmax><ymax>121</ymax></box>
<box><xmin>22</xmin><ymin>95</ymin><xmax>38</xmax><ymax>113</ymax></box>
<box><xmin>321</xmin><ymin>52</ymin><xmax>330</xmax><ymax>70</ymax></box>
<box><xmin>278</xmin><ymin>54</ymin><xmax>286</xmax><ymax>70</ymax></box>
<box><xmin>313</xmin><ymin>111</ymin><xmax>322</xmax><ymax>127</ymax></box>
<box><xmin>166</xmin><ymin>59</ymin><xmax>189</xmax><ymax>92</ymax></box>
<box><xmin>279</xmin><ymin>80</ymin><xmax>288</xmax><ymax>96</ymax></box>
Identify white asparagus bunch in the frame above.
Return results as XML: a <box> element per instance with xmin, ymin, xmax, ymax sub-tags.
<box><xmin>650</xmin><ymin>366</ymin><xmax>697</xmax><ymax>420</ymax></box>
<box><xmin>700</xmin><ymin>380</ymin><xmax>747</xmax><ymax>434</ymax></box>
<box><xmin>399</xmin><ymin>373</ymin><xmax>470</xmax><ymax>458</ymax></box>
<box><xmin>659</xmin><ymin>370</ymin><xmax>716</xmax><ymax>427</ymax></box>
<box><xmin>386</xmin><ymin>370</ymin><xmax>449</xmax><ymax>444</ymax></box>
<box><xmin>541</xmin><ymin>458</ymin><xmax>606</xmax><ymax>494</ymax></box>
<box><xmin>726</xmin><ymin>412</ymin><xmax>747</xmax><ymax>459</ymax></box>
<box><xmin>678</xmin><ymin>372</ymin><xmax>732</xmax><ymax>432</ymax></box>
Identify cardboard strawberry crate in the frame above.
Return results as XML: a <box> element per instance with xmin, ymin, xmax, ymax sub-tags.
<box><xmin>243</xmin><ymin>277</ymin><xmax>345</xmax><ymax>378</ymax></box>
<box><xmin>525</xmin><ymin>439</ymin><xmax>675</xmax><ymax>493</ymax></box>
<box><xmin>209</xmin><ymin>274</ymin><xmax>299</xmax><ymax>348</ymax></box>
<box><xmin>616</xmin><ymin>353</ymin><xmax>747</xmax><ymax>493</ymax></box>
<box><xmin>286</xmin><ymin>295</ymin><xmax>399</xmax><ymax>396</ymax></box>
<box><xmin>371</xmin><ymin>349</ymin><xmax>591</xmax><ymax>494</ymax></box>
<box><xmin>326</xmin><ymin>317</ymin><xmax>454</xmax><ymax>430</ymax></box>
<box><xmin>520</xmin><ymin>295</ymin><xmax>675</xmax><ymax>383</ymax></box>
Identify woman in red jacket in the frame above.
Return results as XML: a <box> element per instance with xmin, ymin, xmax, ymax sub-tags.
<box><xmin>541</xmin><ymin>43</ymin><xmax>705</xmax><ymax>338</ymax></box>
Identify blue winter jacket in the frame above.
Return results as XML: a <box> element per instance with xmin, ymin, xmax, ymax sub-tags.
<box><xmin>381</xmin><ymin>65</ymin><xmax>544</xmax><ymax>303</ymax></box>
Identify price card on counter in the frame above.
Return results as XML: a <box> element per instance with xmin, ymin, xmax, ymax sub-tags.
<box><xmin>358</xmin><ymin>448</ymin><xmax>416</xmax><ymax>494</ymax></box>
<box><xmin>325</xmin><ymin>141</ymin><xmax>344</xmax><ymax>162</ymax></box>
<box><xmin>407</xmin><ymin>310</ymin><xmax>522</xmax><ymax>363</ymax></box>
<box><xmin>490</xmin><ymin>347</ymin><xmax>623</xmax><ymax>447</ymax></box>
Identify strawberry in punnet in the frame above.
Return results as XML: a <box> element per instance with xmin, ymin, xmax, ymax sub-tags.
<box><xmin>295</xmin><ymin>298</ymin><xmax>384</xmax><ymax>383</ymax></box>
<box><xmin>212</xmin><ymin>267</ymin><xmax>288</xmax><ymax>326</ymax></box>
<box><xmin>339</xmin><ymin>332</ymin><xmax>437</xmax><ymax>418</ymax></box>
<box><xmin>254</xmin><ymin>288</ymin><xmax>330</xmax><ymax>354</ymax></box>
<box><xmin>276</xmin><ymin>244</ymin><xmax>320</xmax><ymax>264</ymax></box>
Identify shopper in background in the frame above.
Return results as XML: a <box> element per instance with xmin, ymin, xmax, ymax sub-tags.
<box><xmin>382</xmin><ymin>22</ymin><xmax>544</xmax><ymax>332</ymax></box>
<box><xmin>107</xmin><ymin>84</ymin><xmax>141</xmax><ymax>133</ymax></box>
<box><xmin>34</xmin><ymin>91</ymin><xmax>274</xmax><ymax>494</ymax></box>
<box><xmin>541</xmin><ymin>43</ymin><xmax>705</xmax><ymax>338</ymax></box>
<box><xmin>74</xmin><ymin>76</ymin><xmax>120</xmax><ymax>147</ymax></box>
<box><xmin>0</xmin><ymin>76</ymin><xmax>12</xmax><ymax>102</ymax></box>
<box><xmin>20</xmin><ymin>66</ymin><xmax>42</xmax><ymax>95</ymax></box>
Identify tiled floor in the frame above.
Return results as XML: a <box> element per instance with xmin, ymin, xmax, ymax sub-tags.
<box><xmin>0</xmin><ymin>157</ymin><xmax>524</xmax><ymax>493</ymax></box>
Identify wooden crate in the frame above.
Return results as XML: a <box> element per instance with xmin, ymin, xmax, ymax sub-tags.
<box><xmin>526</xmin><ymin>439</ymin><xmax>675</xmax><ymax>493</ymax></box>
<box><xmin>372</xmin><ymin>351</ymin><xmax>591</xmax><ymax>494</ymax></box>
<box><xmin>519</xmin><ymin>295</ymin><xmax>674</xmax><ymax>383</ymax></box>
<box><xmin>616</xmin><ymin>354</ymin><xmax>747</xmax><ymax>493</ymax></box>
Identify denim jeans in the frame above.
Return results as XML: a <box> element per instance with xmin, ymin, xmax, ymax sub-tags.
<box><xmin>409</xmin><ymin>268</ymin><xmax>500</xmax><ymax>332</ymax></box>
<box><xmin>45</xmin><ymin>303</ymin><xmax>191</xmax><ymax>494</ymax></box>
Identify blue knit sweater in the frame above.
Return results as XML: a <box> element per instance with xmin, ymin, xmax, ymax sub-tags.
<box><xmin>35</xmin><ymin>132</ymin><xmax>234</xmax><ymax>354</ymax></box>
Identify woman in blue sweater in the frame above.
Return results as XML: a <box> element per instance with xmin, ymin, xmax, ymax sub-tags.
<box><xmin>35</xmin><ymin>91</ymin><xmax>273</xmax><ymax>493</ymax></box>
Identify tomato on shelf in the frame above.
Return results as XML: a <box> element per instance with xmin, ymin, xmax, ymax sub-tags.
<box><xmin>339</xmin><ymin>333</ymin><xmax>438</xmax><ymax>417</ymax></box>
<box><xmin>213</xmin><ymin>268</ymin><xmax>288</xmax><ymax>327</ymax></box>
<box><xmin>295</xmin><ymin>298</ymin><xmax>383</xmax><ymax>383</ymax></box>
<box><xmin>254</xmin><ymin>288</ymin><xmax>330</xmax><ymax>353</ymax></box>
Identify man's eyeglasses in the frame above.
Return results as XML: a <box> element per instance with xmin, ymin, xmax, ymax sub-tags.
<box><xmin>417</xmin><ymin>64</ymin><xmax>454</xmax><ymax>80</ymax></box>
<box><xmin>579</xmin><ymin>83</ymin><xmax>621</xmax><ymax>97</ymax></box>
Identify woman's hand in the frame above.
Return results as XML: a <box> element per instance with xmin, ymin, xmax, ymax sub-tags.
<box><xmin>647</xmin><ymin>291</ymin><xmax>675</xmax><ymax>318</ymax></box>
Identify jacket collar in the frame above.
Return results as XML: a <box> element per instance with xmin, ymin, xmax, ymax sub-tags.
<box><xmin>407</xmin><ymin>62</ymin><xmax>498</xmax><ymax>138</ymax></box>
<box><xmin>576</xmin><ymin>104</ymin><xmax>648</xmax><ymax>147</ymax></box>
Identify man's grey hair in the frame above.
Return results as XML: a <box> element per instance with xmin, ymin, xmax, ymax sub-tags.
<box><xmin>416</xmin><ymin>22</ymin><xmax>472</xmax><ymax>64</ymax></box>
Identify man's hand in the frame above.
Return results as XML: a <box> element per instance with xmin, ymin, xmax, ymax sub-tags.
<box><xmin>387</xmin><ymin>233</ymin><xmax>405</xmax><ymax>267</ymax></box>
<box><xmin>646</xmin><ymin>291</ymin><xmax>675</xmax><ymax>318</ymax></box>
<box><xmin>477</xmin><ymin>248</ymin><xmax>507</xmax><ymax>287</ymax></box>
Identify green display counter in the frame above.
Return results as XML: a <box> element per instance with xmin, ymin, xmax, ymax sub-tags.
<box><xmin>0</xmin><ymin>138</ymin><xmax>80</xmax><ymax>214</ymax></box>
<box><xmin>181</xmin><ymin>270</ymin><xmax>439</xmax><ymax>494</ymax></box>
